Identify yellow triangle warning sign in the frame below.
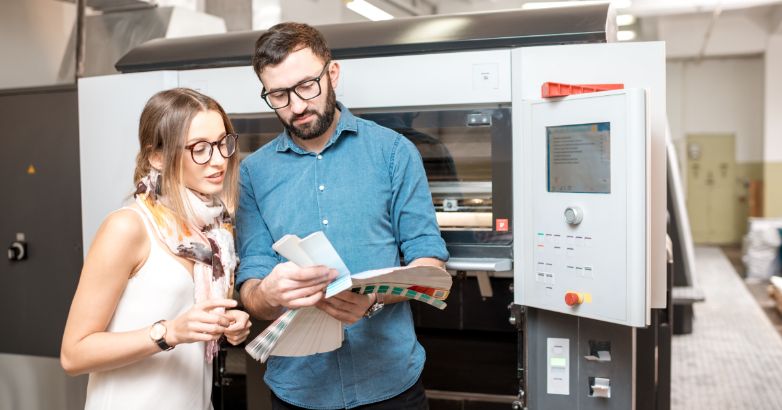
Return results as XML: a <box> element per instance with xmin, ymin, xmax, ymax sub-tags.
<box><xmin>27</xmin><ymin>164</ymin><xmax>36</xmax><ymax>175</ymax></box>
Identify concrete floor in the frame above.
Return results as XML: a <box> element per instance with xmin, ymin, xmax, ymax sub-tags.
<box><xmin>671</xmin><ymin>246</ymin><xmax>782</xmax><ymax>410</ymax></box>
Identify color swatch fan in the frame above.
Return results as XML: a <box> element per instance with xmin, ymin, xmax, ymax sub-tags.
<box><xmin>245</xmin><ymin>231</ymin><xmax>452</xmax><ymax>362</ymax></box>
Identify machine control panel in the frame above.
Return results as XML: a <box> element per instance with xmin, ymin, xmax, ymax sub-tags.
<box><xmin>516</xmin><ymin>89</ymin><xmax>650</xmax><ymax>327</ymax></box>
<box><xmin>547</xmin><ymin>337</ymin><xmax>570</xmax><ymax>395</ymax></box>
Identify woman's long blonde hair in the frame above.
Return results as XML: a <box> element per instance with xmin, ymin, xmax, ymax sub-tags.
<box><xmin>134</xmin><ymin>88</ymin><xmax>240</xmax><ymax>219</ymax></box>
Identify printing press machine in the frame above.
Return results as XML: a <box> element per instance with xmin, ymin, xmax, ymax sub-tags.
<box><xmin>74</xmin><ymin>3</ymin><xmax>673</xmax><ymax>409</ymax></box>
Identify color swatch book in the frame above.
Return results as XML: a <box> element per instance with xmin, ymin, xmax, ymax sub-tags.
<box><xmin>245</xmin><ymin>231</ymin><xmax>452</xmax><ymax>362</ymax></box>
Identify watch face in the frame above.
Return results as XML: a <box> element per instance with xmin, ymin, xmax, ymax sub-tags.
<box><xmin>365</xmin><ymin>302</ymin><xmax>384</xmax><ymax>318</ymax></box>
<box><xmin>150</xmin><ymin>322</ymin><xmax>167</xmax><ymax>340</ymax></box>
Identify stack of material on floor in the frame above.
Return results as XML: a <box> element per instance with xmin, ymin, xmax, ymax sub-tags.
<box><xmin>770</xmin><ymin>276</ymin><xmax>782</xmax><ymax>315</ymax></box>
<box><xmin>742</xmin><ymin>217</ymin><xmax>782</xmax><ymax>280</ymax></box>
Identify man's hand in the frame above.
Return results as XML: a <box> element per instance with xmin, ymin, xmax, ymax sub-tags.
<box><xmin>316</xmin><ymin>291</ymin><xmax>375</xmax><ymax>324</ymax></box>
<box><xmin>260</xmin><ymin>262</ymin><xmax>338</xmax><ymax>309</ymax></box>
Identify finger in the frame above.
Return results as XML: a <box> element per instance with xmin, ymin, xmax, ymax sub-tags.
<box><xmin>225</xmin><ymin>317</ymin><xmax>249</xmax><ymax>331</ymax></box>
<box><xmin>189</xmin><ymin>322</ymin><xmax>226</xmax><ymax>335</ymax></box>
<box><xmin>315</xmin><ymin>301</ymin><xmax>341</xmax><ymax>318</ymax></box>
<box><xmin>197</xmin><ymin>298</ymin><xmax>238</xmax><ymax>311</ymax></box>
<box><xmin>284</xmin><ymin>265</ymin><xmax>333</xmax><ymax>282</ymax></box>
<box><xmin>280</xmin><ymin>275</ymin><xmax>334</xmax><ymax>291</ymax></box>
<box><xmin>323</xmin><ymin>294</ymin><xmax>365</xmax><ymax>311</ymax></box>
<box><xmin>226</xmin><ymin>331</ymin><xmax>250</xmax><ymax>346</ymax></box>
<box><xmin>224</xmin><ymin>310</ymin><xmax>249</xmax><ymax>326</ymax></box>
<box><xmin>316</xmin><ymin>300</ymin><xmax>362</xmax><ymax>324</ymax></box>
<box><xmin>215</xmin><ymin>315</ymin><xmax>231</xmax><ymax>328</ymax></box>
<box><xmin>331</xmin><ymin>291</ymin><xmax>369</xmax><ymax>304</ymax></box>
<box><xmin>225</xmin><ymin>309</ymin><xmax>249</xmax><ymax>321</ymax></box>
<box><xmin>280</xmin><ymin>282</ymin><xmax>331</xmax><ymax>304</ymax></box>
<box><xmin>225</xmin><ymin>327</ymin><xmax>251</xmax><ymax>339</ymax></box>
<box><xmin>190</xmin><ymin>310</ymin><xmax>232</xmax><ymax>327</ymax></box>
<box><xmin>188</xmin><ymin>332</ymin><xmax>216</xmax><ymax>343</ymax></box>
<box><xmin>286</xmin><ymin>291</ymin><xmax>326</xmax><ymax>309</ymax></box>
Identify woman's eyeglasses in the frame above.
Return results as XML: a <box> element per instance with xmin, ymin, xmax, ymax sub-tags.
<box><xmin>184</xmin><ymin>133</ymin><xmax>239</xmax><ymax>165</ymax></box>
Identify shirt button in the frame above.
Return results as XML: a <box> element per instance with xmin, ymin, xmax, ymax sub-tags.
<box><xmin>318</xmin><ymin>185</ymin><xmax>325</xmax><ymax>191</ymax></box>
<box><xmin>317</xmin><ymin>154</ymin><xmax>323</xmax><ymax>160</ymax></box>
<box><xmin>322</xmin><ymin>219</ymin><xmax>329</xmax><ymax>225</ymax></box>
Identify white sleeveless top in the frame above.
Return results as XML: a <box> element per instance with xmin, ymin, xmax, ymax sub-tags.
<box><xmin>85</xmin><ymin>207</ymin><xmax>213</xmax><ymax>410</ymax></box>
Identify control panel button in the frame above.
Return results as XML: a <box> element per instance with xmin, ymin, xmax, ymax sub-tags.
<box><xmin>565</xmin><ymin>292</ymin><xmax>585</xmax><ymax>306</ymax></box>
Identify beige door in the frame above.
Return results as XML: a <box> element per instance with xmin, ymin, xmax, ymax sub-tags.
<box><xmin>686</xmin><ymin>134</ymin><xmax>738</xmax><ymax>244</ymax></box>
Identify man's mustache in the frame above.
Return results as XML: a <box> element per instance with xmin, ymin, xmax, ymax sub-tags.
<box><xmin>291</xmin><ymin>110</ymin><xmax>319</xmax><ymax>123</ymax></box>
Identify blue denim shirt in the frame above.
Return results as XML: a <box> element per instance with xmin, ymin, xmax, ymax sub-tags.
<box><xmin>236</xmin><ymin>102</ymin><xmax>448</xmax><ymax>409</ymax></box>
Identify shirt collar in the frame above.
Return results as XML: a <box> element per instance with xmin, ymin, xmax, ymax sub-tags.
<box><xmin>275</xmin><ymin>101</ymin><xmax>358</xmax><ymax>154</ymax></box>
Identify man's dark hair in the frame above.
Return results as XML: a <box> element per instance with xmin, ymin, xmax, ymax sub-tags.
<box><xmin>252</xmin><ymin>22</ymin><xmax>332</xmax><ymax>79</ymax></box>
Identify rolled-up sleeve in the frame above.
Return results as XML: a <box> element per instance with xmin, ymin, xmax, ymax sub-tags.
<box><xmin>236</xmin><ymin>163</ymin><xmax>279</xmax><ymax>287</ymax></box>
<box><xmin>389</xmin><ymin>136</ymin><xmax>449</xmax><ymax>265</ymax></box>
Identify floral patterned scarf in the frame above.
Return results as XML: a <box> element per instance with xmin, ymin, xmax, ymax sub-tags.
<box><xmin>134</xmin><ymin>170</ymin><xmax>236</xmax><ymax>362</ymax></box>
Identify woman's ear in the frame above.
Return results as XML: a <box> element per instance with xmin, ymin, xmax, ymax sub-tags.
<box><xmin>148</xmin><ymin>151</ymin><xmax>164</xmax><ymax>171</ymax></box>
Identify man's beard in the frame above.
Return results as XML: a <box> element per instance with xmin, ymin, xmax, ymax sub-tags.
<box><xmin>280</xmin><ymin>84</ymin><xmax>337</xmax><ymax>141</ymax></box>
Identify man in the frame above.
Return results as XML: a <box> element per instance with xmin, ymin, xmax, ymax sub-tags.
<box><xmin>236</xmin><ymin>22</ymin><xmax>448</xmax><ymax>410</ymax></box>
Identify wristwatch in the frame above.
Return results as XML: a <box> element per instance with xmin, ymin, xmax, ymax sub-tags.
<box><xmin>364</xmin><ymin>293</ymin><xmax>385</xmax><ymax>319</ymax></box>
<box><xmin>149</xmin><ymin>320</ymin><xmax>174</xmax><ymax>351</ymax></box>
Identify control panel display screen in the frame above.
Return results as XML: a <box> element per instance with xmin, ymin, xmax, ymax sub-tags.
<box><xmin>547</xmin><ymin>122</ymin><xmax>610</xmax><ymax>194</ymax></box>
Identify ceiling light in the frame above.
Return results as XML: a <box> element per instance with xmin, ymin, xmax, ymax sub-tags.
<box><xmin>521</xmin><ymin>1</ymin><xmax>605</xmax><ymax>10</ymax></box>
<box><xmin>346</xmin><ymin>0</ymin><xmax>393</xmax><ymax>21</ymax></box>
<box><xmin>617</xmin><ymin>30</ymin><xmax>636</xmax><ymax>41</ymax></box>
<box><xmin>616</xmin><ymin>14</ymin><xmax>636</xmax><ymax>26</ymax></box>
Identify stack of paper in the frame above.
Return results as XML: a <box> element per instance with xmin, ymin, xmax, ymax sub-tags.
<box><xmin>245</xmin><ymin>231</ymin><xmax>452</xmax><ymax>362</ymax></box>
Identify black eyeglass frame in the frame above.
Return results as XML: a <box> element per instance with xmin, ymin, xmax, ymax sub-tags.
<box><xmin>184</xmin><ymin>133</ymin><xmax>239</xmax><ymax>165</ymax></box>
<box><xmin>260</xmin><ymin>61</ymin><xmax>331</xmax><ymax>110</ymax></box>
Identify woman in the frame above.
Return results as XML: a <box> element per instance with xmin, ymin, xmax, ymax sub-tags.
<box><xmin>61</xmin><ymin>88</ymin><xmax>251</xmax><ymax>409</ymax></box>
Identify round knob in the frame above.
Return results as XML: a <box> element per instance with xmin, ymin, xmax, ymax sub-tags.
<box><xmin>565</xmin><ymin>292</ymin><xmax>584</xmax><ymax>306</ymax></box>
<box><xmin>7</xmin><ymin>242</ymin><xmax>26</xmax><ymax>261</ymax></box>
<box><xmin>564</xmin><ymin>206</ymin><xmax>583</xmax><ymax>225</ymax></box>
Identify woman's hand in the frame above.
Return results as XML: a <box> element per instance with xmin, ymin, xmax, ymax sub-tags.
<box><xmin>223</xmin><ymin>309</ymin><xmax>252</xmax><ymax>345</ymax></box>
<box><xmin>166</xmin><ymin>298</ymin><xmax>238</xmax><ymax>346</ymax></box>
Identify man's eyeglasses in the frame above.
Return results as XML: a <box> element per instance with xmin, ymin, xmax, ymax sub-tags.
<box><xmin>261</xmin><ymin>62</ymin><xmax>330</xmax><ymax>110</ymax></box>
<box><xmin>184</xmin><ymin>133</ymin><xmax>239</xmax><ymax>165</ymax></box>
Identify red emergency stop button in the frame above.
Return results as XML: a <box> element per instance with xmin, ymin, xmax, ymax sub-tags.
<box><xmin>565</xmin><ymin>292</ymin><xmax>584</xmax><ymax>306</ymax></box>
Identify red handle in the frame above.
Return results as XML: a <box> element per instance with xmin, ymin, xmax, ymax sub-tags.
<box><xmin>542</xmin><ymin>82</ymin><xmax>624</xmax><ymax>98</ymax></box>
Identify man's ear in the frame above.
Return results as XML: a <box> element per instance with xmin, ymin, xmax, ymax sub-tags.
<box><xmin>328</xmin><ymin>61</ymin><xmax>340</xmax><ymax>90</ymax></box>
<box><xmin>148</xmin><ymin>151</ymin><xmax>164</xmax><ymax>172</ymax></box>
